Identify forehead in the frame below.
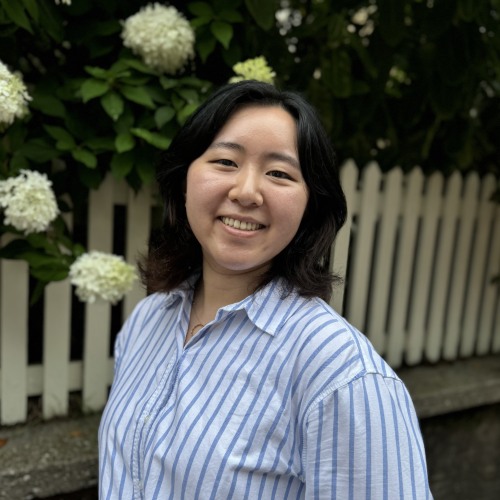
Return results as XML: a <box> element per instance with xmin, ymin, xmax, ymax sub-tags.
<box><xmin>213</xmin><ymin>104</ymin><xmax>298</xmax><ymax>146</ymax></box>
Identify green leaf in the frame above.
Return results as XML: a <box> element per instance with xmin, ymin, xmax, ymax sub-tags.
<box><xmin>56</xmin><ymin>140</ymin><xmax>75</xmax><ymax>151</ymax></box>
<box><xmin>86</xmin><ymin>136</ymin><xmax>114</xmax><ymax>152</ymax></box>
<box><xmin>115</xmin><ymin>133</ymin><xmax>135</xmax><ymax>153</ymax></box>
<box><xmin>119</xmin><ymin>76</ymin><xmax>150</xmax><ymax>86</ymax></box>
<box><xmin>84</xmin><ymin>66</ymin><xmax>110</xmax><ymax>79</ymax></box>
<box><xmin>0</xmin><ymin>238</ymin><xmax>32</xmax><ymax>259</ymax></box>
<box><xmin>177</xmin><ymin>103</ymin><xmax>199</xmax><ymax>125</ymax></box>
<box><xmin>114</xmin><ymin>109</ymin><xmax>134</xmax><ymax>134</ymax></box>
<box><xmin>196</xmin><ymin>35</ymin><xmax>217</xmax><ymax>62</ymax></box>
<box><xmin>31</xmin><ymin>263</ymin><xmax>68</xmax><ymax>282</ymax></box>
<box><xmin>120</xmin><ymin>85</ymin><xmax>155</xmax><ymax>108</ymax></box>
<box><xmin>219</xmin><ymin>9</ymin><xmax>244</xmax><ymax>23</ymax></box>
<box><xmin>72</xmin><ymin>148</ymin><xmax>97</xmax><ymax>168</ymax></box>
<box><xmin>77</xmin><ymin>165</ymin><xmax>102</xmax><ymax>188</ymax></box>
<box><xmin>81</xmin><ymin>79</ymin><xmax>110</xmax><ymax>102</ymax></box>
<box><xmin>30</xmin><ymin>92</ymin><xmax>65</xmax><ymax>118</ymax></box>
<box><xmin>26</xmin><ymin>233</ymin><xmax>58</xmax><ymax>252</ymax></box>
<box><xmin>191</xmin><ymin>17</ymin><xmax>212</xmax><ymax>28</ymax></box>
<box><xmin>101</xmin><ymin>91</ymin><xmax>124</xmax><ymax>121</ymax></box>
<box><xmin>176</xmin><ymin>88</ymin><xmax>199</xmax><ymax>104</ymax></box>
<box><xmin>122</xmin><ymin>58</ymin><xmax>158</xmax><ymax>75</ymax></box>
<box><xmin>37</xmin><ymin>0</ymin><xmax>63</xmax><ymax>42</ymax></box>
<box><xmin>155</xmin><ymin>106</ymin><xmax>176</xmax><ymax>128</ymax></box>
<box><xmin>10</xmin><ymin>152</ymin><xmax>29</xmax><ymax>170</ymax></box>
<box><xmin>30</xmin><ymin>280</ymin><xmax>46</xmax><ymax>306</ymax></box>
<box><xmin>72</xmin><ymin>243</ymin><xmax>86</xmax><ymax>258</ymax></box>
<box><xmin>130</xmin><ymin>128</ymin><xmax>171</xmax><ymax>149</ymax></box>
<box><xmin>188</xmin><ymin>2</ymin><xmax>214</xmax><ymax>17</ymax></box>
<box><xmin>159</xmin><ymin>77</ymin><xmax>178</xmax><ymax>90</ymax></box>
<box><xmin>1</xmin><ymin>0</ymin><xmax>33</xmax><ymax>33</ymax></box>
<box><xmin>137</xmin><ymin>158</ymin><xmax>155</xmax><ymax>184</ymax></box>
<box><xmin>43</xmin><ymin>125</ymin><xmax>75</xmax><ymax>145</ymax></box>
<box><xmin>244</xmin><ymin>0</ymin><xmax>278</xmax><ymax>30</ymax></box>
<box><xmin>210</xmin><ymin>21</ymin><xmax>233</xmax><ymax>49</ymax></box>
<box><xmin>21</xmin><ymin>0</ymin><xmax>39</xmax><ymax>23</ymax></box>
<box><xmin>19</xmin><ymin>139</ymin><xmax>59</xmax><ymax>163</ymax></box>
<box><xmin>110</xmin><ymin>152</ymin><xmax>134</xmax><ymax>179</ymax></box>
<box><xmin>19</xmin><ymin>252</ymin><xmax>63</xmax><ymax>269</ymax></box>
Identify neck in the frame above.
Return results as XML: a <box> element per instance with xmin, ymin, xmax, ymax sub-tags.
<box><xmin>194</xmin><ymin>263</ymin><xmax>267</xmax><ymax>320</ymax></box>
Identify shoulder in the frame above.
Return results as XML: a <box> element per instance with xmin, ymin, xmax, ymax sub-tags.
<box><xmin>126</xmin><ymin>292</ymin><xmax>174</xmax><ymax>326</ymax></box>
<box><xmin>115</xmin><ymin>291</ymin><xmax>181</xmax><ymax>350</ymax></box>
<box><xmin>279</xmin><ymin>294</ymin><xmax>400</xmax><ymax>410</ymax></box>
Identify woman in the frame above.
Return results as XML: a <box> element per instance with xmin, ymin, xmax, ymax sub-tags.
<box><xmin>99</xmin><ymin>81</ymin><xmax>432</xmax><ymax>499</ymax></box>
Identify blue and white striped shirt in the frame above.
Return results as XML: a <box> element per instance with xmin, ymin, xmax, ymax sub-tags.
<box><xmin>99</xmin><ymin>278</ymin><xmax>432</xmax><ymax>499</ymax></box>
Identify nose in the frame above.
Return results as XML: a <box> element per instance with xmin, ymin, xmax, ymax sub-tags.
<box><xmin>228</xmin><ymin>168</ymin><xmax>264</xmax><ymax>207</ymax></box>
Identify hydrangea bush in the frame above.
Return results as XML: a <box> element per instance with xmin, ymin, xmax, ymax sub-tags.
<box><xmin>0</xmin><ymin>170</ymin><xmax>59</xmax><ymax>234</ymax></box>
<box><xmin>69</xmin><ymin>251</ymin><xmax>137</xmax><ymax>304</ymax></box>
<box><xmin>0</xmin><ymin>61</ymin><xmax>31</xmax><ymax>126</ymax></box>
<box><xmin>122</xmin><ymin>3</ymin><xmax>195</xmax><ymax>75</ymax></box>
<box><xmin>0</xmin><ymin>0</ymin><xmax>279</xmax><ymax>304</ymax></box>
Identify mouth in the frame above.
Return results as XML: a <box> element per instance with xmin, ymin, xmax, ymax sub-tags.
<box><xmin>220</xmin><ymin>217</ymin><xmax>265</xmax><ymax>232</ymax></box>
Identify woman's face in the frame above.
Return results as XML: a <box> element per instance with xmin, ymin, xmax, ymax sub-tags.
<box><xmin>185</xmin><ymin>105</ymin><xmax>309</xmax><ymax>278</ymax></box>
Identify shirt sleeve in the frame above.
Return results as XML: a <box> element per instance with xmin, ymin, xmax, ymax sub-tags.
<box><xmin>304</xmin><ymin>373</ymin><xmax>432</xmax><ymax>499</ymax></box>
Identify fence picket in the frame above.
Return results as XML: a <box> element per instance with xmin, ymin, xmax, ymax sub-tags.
<box><xmin>330</xmin><ymin>160</ymin><xmax>358</xmax><ymax>314</ymax></box>
<box><xmin>366</xmin><ymin>168</ymin><xmax>403</xmax><ymax>354</ymax></box>
<box><xmin>425</xmin><ymin>172</ymin><xmax>462</xmax><ymax>362</ymax></box>
<box><xmin>443</xmin><ymin>173</ymin><xmax>480</xmax><ymax>360</ymax></box>
<box><xmin>386</xmin><ymin>168</ymin><xmax>424</xmax><ymax>367</ymax></box>
<box><xmin>345</xmin><ymin>162</ymin><xmax>381</xmax><ymax>331</ymax></box>
<box><xmin>42</xmin><ymin>278</ymin><xmax>72</xmax><ymax>418</ymax></box>
<box><xmin>123</xmin><ymin>183</ymin><xmax>151</xmax><ymax>320</ymax></box>
<box><xmin>82</xmin><ymin>176</ymin><xmax>114</xmax><ymax>411</ymax></box>
<box><xmin>0</xmin><ymin>259</ymin><xmax>29</xmax><ymax>424</ymax></box>
<box><xmin>460</xmin><ymin>175</ymin><xmax>497</xmax><ymax>357</ymax></box>
<box><xmin>405</xmin><ymin>172</ymin><xmax>444</xmax><ymax>365</ymax></box>
<box><xmin>476</xmin><ymin>202</ymin><xmax>500</xmax><ymax>355</ymax></box>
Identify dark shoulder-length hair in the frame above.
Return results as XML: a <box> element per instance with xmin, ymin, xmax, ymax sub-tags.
<box><xmin>140</xmin><ymin>80</ymin><xmax>347</xmax><ymax>302</ymax></box>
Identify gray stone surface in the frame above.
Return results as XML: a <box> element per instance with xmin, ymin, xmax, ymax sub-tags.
<box><xmin>422</xmin><ymin>402</ymin><xmax>500</xmax><ymax>500</ymax></box>
<box><xmin>398</xmin><ymin>354</ymin><xmax>500</xmax><ymax>418</ymax></box>
<box><xmin>0</xmin><ymin>413</ymin><xmax>100</xmax><ymax>499</ymax></box>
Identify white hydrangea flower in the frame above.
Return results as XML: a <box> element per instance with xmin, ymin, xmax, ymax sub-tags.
<box><xmin>0</xmin><ymin>60</ymin><xmax>31</xmax><ymax>126</ymax></box>
<box><xmin>229</xmin><ymin>56</ymin><xmax>276</xmax><ymax>84</ymax></box>
<box><xmin>0</xmin><ymin>169</ymin><xmax>59</xmax><ymax>234</ymax></box>
<box><xmin>121</xmin><ymin>3</ymin><xmax>195</xmax><ymax>75</ymax></box>
<box><xmin>54</xmin><ymin>0</ymin><xmax>71</xmax><ymax>5</ymax></box>
<box><xmin>70</xmin><ymin>251</ymin><xmax>138</xmax><ymax>304</ymax></box>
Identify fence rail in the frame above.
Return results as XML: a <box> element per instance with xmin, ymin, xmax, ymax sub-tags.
<box><xmin>0</xmin><ymin>161</ymin><xmax>499</xmax><ymax>424</ymax></box>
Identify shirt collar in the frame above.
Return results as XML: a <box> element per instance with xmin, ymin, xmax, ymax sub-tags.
<box><xmin>217</xmin><ymin>278</ymin><xmax>306</xmax><ymax>337</ymax></box>
<box><xmin>163</xmin><ymin>276</ymin><xmax>307</xmax><ymax>337</ymax></box>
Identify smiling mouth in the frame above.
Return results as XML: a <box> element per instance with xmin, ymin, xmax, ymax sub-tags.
<box><xmin>220</xmin><ymin>217</ymin><xmax>264</xmax><ymax>231</ymax></box>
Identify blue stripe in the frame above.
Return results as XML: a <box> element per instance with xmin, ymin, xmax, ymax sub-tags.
<box><xmin>362</xmin><ymin>377</ymin><xmax>372</xmax><ymax>500</ymax></box>
<box><xmin>314</xmin><ymin>401</ymin><xmax>324</xmax><ymax>499</ymax></box>
<box><xmin>348</xmin><ymin>383</ymin><xmax>355</xmax><ymax>498</ymax></box>
<box><xmin>374</xmin><ymin>376</ymin><xmax>389</xmax><ymax>500</ymax></box>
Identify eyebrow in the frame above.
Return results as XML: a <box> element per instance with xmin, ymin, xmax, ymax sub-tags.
<box><xmin>208</xmin><ymin>141</ymin><xmax>301</xmax><ymax>170</ymax></box>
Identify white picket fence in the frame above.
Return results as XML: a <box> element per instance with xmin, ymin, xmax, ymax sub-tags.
<box><xmin>0</xmin><ymin>161</ymin><xmax>499</xmax><ymax>425</ymax></box>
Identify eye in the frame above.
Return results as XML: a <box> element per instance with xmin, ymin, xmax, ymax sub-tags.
<box><xmin>213</xmin><ymin>159</ymin><xmax>237</xmax><ymax>167</ymax></box>
<box><xmin>267</xmin><ymin>170</ymin><xmax>293</xmax><ymax>180</ymax></box>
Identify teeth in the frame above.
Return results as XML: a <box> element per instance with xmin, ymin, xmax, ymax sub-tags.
<box><xmin>221</xmin><ymin>217</ymin><xmax>263</xmax><ymax>231</ymax></box>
